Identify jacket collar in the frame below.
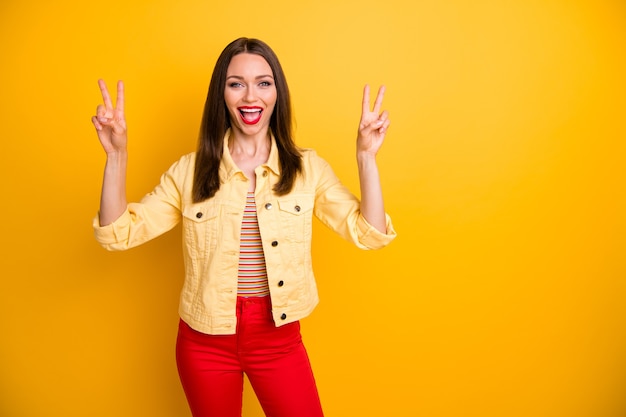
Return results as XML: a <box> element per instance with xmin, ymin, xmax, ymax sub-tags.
<box><xmin>219</xmin><ymin>128</ymin><xmax>281</xmax><ymax>181</ymax></box>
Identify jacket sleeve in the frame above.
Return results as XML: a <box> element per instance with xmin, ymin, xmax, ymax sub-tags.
<box><xmin>92</xmin><ymin>154</ymin><xmax>192</xmax><ymax>251</ymax></box>
<box><xmin>309</xmin><ymin>151</ymin><xmax>397</xmax><ymax>250</ymax></box>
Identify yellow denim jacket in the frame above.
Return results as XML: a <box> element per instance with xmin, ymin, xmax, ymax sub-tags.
<box><xmin>93</xmin><ymin>131</ymin><xmax>397</xmax><ymax>334</ymax></box>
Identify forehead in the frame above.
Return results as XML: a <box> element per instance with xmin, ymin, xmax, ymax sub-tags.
<box><xmin>227</xmin><ymin>53</ymin><xmax>272</xmax><ymax>76</ymax></box>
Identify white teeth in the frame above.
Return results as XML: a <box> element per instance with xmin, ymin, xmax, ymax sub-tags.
<box><xmin>240</xmin><ymin>108</ymin><xmax>261</xmax><ymax>113</ymax></box>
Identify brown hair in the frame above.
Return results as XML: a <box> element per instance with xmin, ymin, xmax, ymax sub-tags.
<box><xmin>192</xmin><ymin>37</ymin><xmax>302</xmax><ymax>203</ymax></box>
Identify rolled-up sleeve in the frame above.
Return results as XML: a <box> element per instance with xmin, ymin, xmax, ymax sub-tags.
<box><xmin>355</xmin><ymin>212</ymin><xmax>397</xmax><ymax>249</ymax></box>
<box><xmin>93</xmin><ymin>209</ymin><xmax>133</xmax><ymax>250</ymax></box>
<box><xmin>92</xmin><ymin>154</ymin><xmax>191</xmax><ymax>251</ymax></box>
<box><xmin>309</xmin><ymin>150</ymin><xmax>397</xmax><ymax>250</ymax></box>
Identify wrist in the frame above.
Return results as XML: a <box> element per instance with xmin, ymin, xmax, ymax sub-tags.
<box><xmin>356</xmin><ymin>150</ymin><xmax>377</xmax><ymax>165</ymax></box>
<box><xmin>104</xmin><ymin>149</ymin><xmax>128</xmax><ymax>173</ymax></box>
<box><xmin>106</xmin><ymin>148</ymin><xmax>128</xmax><ymax>160</ymax></box>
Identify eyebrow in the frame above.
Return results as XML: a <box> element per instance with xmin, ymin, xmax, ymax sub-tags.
<box><xmin>226</xmin><ymin>74</ymin><xmax>274</xmax><ymax>80</ymax></box>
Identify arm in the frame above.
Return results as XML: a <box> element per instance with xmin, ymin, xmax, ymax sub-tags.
<box><xmin>357</xmin><ymin>85</ymin><xmax>391</xmax><ymax>233</ymax></box>
<box><xmin>91</xmin><ymin>79</ymin><xmax>128</xmax><ymax>226</ymax></box>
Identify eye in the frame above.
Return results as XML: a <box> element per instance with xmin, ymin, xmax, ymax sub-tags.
<box><xmin>259</xmin><ymin>80</ymin><xmax>273</xmax><ymax>87</ymax></box>
<box><xmin>228</xmin><ymin>82</ymin><xmax>243</xmax><ymax>88</ymax></box>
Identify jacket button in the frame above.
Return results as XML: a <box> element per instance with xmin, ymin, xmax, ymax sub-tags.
<box><xmin>294</xmin><ymin>205</ymin><xmax>301</xmax><ymax>212</ymax></box>
<box><xmin>271</xmin><ymin>241</ymin><xmax>278</xmax><ymax>247</ymax></box>
<box><xmin>262</xmin><ymin>170</ymin><xmax>268</xmax><ymax>177</ymax></box>
<box><xmin>196</xmin><ymin>212</ymin><xmax>203</xmax><ymax>219</ymax></box>
<box><xmin>280</xmin><ymin>313</ymin><xmax>287</xmax><ymax>320</ymax></box>
<box><xmin>265</xmin><ymin>203</ymin><xmax>273</xmax><ymax>210</ymax></box>
<box><xmin>278</xmin><ymin>280</ymin><xmax>284</xmax><ymax>287</ymax></box>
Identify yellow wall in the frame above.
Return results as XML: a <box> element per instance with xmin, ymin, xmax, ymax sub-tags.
<box><xmin>1</xmin><ymin>0</ymin><xmax>625</xmax><ymax>416</ymax></box>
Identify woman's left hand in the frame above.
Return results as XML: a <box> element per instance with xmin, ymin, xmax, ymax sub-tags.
<box><xmin>357</xmin><ymin>85</ymin><xmax>390</xmax><ymax>157</ymax></box>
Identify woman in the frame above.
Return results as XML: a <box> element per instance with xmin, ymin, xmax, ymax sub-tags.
<box><xmin>92</xmin><ymin>37</ymin><xmax>396</xmax><ymax>417</ymax></box>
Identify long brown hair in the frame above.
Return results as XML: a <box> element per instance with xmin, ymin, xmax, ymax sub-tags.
<box><xmin>192</xmin><ymin>37</ymin><xmax>302</xmax><ymax>203</ymax></box>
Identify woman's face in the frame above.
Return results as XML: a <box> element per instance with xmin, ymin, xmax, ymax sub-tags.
<box><xmin>224</xmin><ymin>53</ymin><xmax>277</xmax><ymax>138</ymax></box>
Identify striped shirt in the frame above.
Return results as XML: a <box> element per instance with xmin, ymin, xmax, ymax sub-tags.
<box><xmin>237</xmin><ymin>192</ymin><xmax>270</xmax><ymax>297</ymax></box>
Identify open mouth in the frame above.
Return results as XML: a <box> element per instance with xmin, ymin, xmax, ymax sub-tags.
<box><xmin>239</xmin><ymin>107</ymin><xmax>263</xmax><ymax>125</ymax></box>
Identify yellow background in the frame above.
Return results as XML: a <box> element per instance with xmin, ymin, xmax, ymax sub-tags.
<box><xmin>1</xmin><ymin>0</ymin><xmax>625</xmax><ymax>416</ymax></box>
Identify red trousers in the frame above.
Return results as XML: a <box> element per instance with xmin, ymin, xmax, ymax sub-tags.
<box><xmin>176</xmin><ymin>296</ymin><xmax>324</xmax><ymax>417</ymax></box>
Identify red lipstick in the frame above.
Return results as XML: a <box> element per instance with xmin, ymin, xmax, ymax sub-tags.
<box><xmin>238</xmin><ymin>106</ymin><xmax>263</xmax><ymax>125</ymax></box>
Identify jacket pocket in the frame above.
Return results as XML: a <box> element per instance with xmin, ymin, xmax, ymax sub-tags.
<box><xmin>182</xmin><ymin>202</ymin><xmax>220</xmax><ymax>258</ymax></box>
<box><xmin>276</xmin><ymin>194</ymin><xmax>314</xmax><ymax>243</ymax></box>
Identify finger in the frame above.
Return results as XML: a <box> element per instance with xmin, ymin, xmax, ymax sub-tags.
<box><xmin>368</xmin><ymin>110</ymin><xmax>388</xmax><ymax>129</ymax></box>
<box><xmin>360</xmin><ymin>119</ymin><xmax>382</xmax><ymax>136</ymax></box>
<box><xmin>372</xmin><ymin>85</ymin><xmax>386</xmax><ymax>114</ymax></box>
<box><xmin>116</xmin><ymin>80</ymin><xmax>125</xmax><ymax>114</ymax></box>
<box><xmin>98</xmin><ymin>79</ymin><xmax>114</xmax><ymax>110</ymax></box>
<box><xmin>97</xmin><ymin>117</ymin><xmax>126</xmax><ymax>137</ymax></box>
<box><xmin>95</xmin><ymin>104</ymin><xmax>111</xmax><ymax>124</ymax></box>
<box><xmin>380</xmin><ymin>118</ymin><xmax>391</xmax><ymax>134</ymax></box>
<box><xmin>96</xmin><ymin>104</ymin><xmax>107</xmax><ymax>118</ymax></box>
<box><xmin>360</xmin><ymin>110</ymin><xmax>389</xmax><ymax>134</ymax></box>
<box><xmin>362</xmin><ymin>84</ymin><xmax>371</xmax><ymax>114</ymax></box>
<box><xmin>91</xmin><ymin>115</ymin><xmax>103</xmax><ymax>131</ymax></box>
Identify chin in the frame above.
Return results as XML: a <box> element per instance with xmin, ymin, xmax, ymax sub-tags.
<box><xmin>234</xmin><ymin>123</ymin><xmax>267</xmax><ymax>138</ymax></box>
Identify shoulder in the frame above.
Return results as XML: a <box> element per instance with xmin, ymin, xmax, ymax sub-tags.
<box><xmin>157</xmin><ymin>152</ymin><xmax>197</xmax><ymax>188</ymax></box>
<box><xmin>299</xmin><ymin>147</ymin><xmax>329</xmax><ymax>168</ymax></box>
<box><xmin>167</xmin><ymin>152</ymin><xmax>197</xmax><ymax>172</ymax></box>
<box><xmin>297</xmin><ymin>148</ymin><xmax>339</xmax><ymax>187</ymax></box>
<box><xmin>178</xmin><ymin>151</ymin><xmax>197</xmax><ymax>165</ymax></box>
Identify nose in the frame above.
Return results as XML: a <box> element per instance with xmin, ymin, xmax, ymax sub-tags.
<box><xmin>244</xmin><ymin>86</ymin><xmax>257</xmax><ymax>102</ymax></box>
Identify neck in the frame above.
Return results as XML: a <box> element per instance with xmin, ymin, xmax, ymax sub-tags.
<box><xmin>228</xmin><ymin>130</ymin><xmax>271</xmax><ymax>159</ymax></box>
<box><xmin>227</xmin><ymin>130</ymin><xmax>271</xmax><ymax>192</ymax></box>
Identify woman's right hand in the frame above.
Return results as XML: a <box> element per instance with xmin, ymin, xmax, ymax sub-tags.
<box><xmin>91</xmin><ymin>79</ymin><xmax>127</xmax><ymax>154</ymax></box>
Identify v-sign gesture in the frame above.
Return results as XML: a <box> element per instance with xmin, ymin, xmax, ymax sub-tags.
<box><xmin>91</xmin><ymin>79</ymin><xmax>129</xmax><ymax>226</ymax></box>
<box><xmin>92</xmin><ymin>79</ymin><xmax>127</xmax><ymax>155</ymax></box>
<box><xmin>357</xmin><ymin>85</ymin><xmax>390</xmax><ymax>157</ymax></box>
<box><xmin>355</xmin><ymin>84</ymin><xmax>391</xmax><ymax>234</ymax></box>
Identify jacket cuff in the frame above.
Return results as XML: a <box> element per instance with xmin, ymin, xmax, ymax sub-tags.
<box><xmin>92</xmin><ymin>209</ymin><xmax>131</xmax><ymax>247</ymax></box>
<box><xmin>356</xmin><ymin>213</ymin><xmax>397</xmax><ymax>250</ymax></box>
